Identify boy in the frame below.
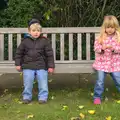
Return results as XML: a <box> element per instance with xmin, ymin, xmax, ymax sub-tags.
<box><xmin>15</xmin><ymin>19</ymin><xmax>55</xmax><ymax>104</ymax></box>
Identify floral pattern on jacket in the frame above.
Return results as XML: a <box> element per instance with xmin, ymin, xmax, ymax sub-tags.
<box><xmin>93</xmin><ymin>36</ymin><xmax>120</xmax><ymax>72</ymax></box>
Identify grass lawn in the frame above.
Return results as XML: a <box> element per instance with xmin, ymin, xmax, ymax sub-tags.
<box><xmin>0</xmin><ymin>85</ymin><xmax>120</xmax><ymax>120</ymax></box>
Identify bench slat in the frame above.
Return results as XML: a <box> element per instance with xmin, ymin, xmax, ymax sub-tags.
<box><xmin>77</xmin><ymin>33</ymin><xmax>82</xmax><ymax>60</ymax></box>
<box><xmin>8</xmin><ymin>34</ymin><xmax>13</xmax><ymax>61</ymax></box>
<box><xmin>17</xmin><ymin>34</ymin><xmax>21</xmax><ymax>47</ymax></box>
<box><xmin>69</xmin><ymin>33</ymin><xmax>73</xmax><ymax>61</ymax></box>
<box><xmin>0</xmin><ymin>34</ymin><xmax>4</xmax><ymax>61</ymax></box>
<box><xmin>0</xmin><ymin>63</ymin><xmax>94</xmax><ymax>73</ymax></box>
<box><xmin>60</xmin><ymin>33</ymin><xmax>64</xmax><ymax>60</ymax></box>
<box><xmin>51</xmin><ymin>34</ymin><xmax>56</xmax><ymax>60</ymax></box>
<box><xmin>86</xmin><ymin>33</ymin><xmax>90</xmax><ymax>60</ymax></box>
<box><xmin>0</xmin><ymin>27</ymin><xmax>100</xmax><ymax>33</ymax></box>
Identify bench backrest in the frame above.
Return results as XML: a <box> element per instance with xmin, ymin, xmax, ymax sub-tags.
<box><xmin>0</xmin><ymin>27</ymin><xmax>100</xmax><ymax>73</ymax></box>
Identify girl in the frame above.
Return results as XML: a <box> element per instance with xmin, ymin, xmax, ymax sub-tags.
<box><xmin>93</xmin><ymin>15</ymin><xmax>120</xmax><ymax>104</ymax></box>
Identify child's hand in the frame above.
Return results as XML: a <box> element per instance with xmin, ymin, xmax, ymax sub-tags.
<box><xmin>16</xmin><ymin>66</ymin><xmax>21</xmax><ymax>71</ymax></box>
<box><xmin>48</xmin><ymin>68</ymin><xmax>54</xmax><ymax>74</ymax></box>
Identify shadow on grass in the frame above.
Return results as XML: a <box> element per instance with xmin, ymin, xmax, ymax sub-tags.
<box><xmin>0</xmin><ymin>73</ymin><xmax>120</xmax><ymax>101</ymax></box>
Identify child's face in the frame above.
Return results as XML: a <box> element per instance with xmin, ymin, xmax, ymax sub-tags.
<box><xmin>29</xmin><ymin>29</ymin><xmax>41</xmax><ymax>38</ymax></box>
<box><xmin>105</xmin><ymin>27</ymin><xmax>115</xmax><ymax>35</ymax></box>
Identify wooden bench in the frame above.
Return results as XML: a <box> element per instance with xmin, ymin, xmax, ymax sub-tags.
<box><xmin>0</xmin><ymin>27</ymin><xmax>100</xmax><ymax>73</ymax></box>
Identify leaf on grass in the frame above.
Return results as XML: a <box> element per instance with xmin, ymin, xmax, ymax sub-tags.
<box><xmin>106</xmin><ymin>116</ymin><xmax>112</xmax><ymax>120</ymax></box>
<box><xmin>14</xmin><ymin>99</ymin><xmax>22</xmax><ymax>104</ymax></box>
<box><xmin>20</xmin><ymin>72</ymin><xmax>23</xmax><ymax>76</ymax></box>
<box><xmin>85</xmin><ymin>79</ymin><xmax>88</xmax><ymax>82</ymax></box>
<box><xmin>4</xmin><ymin>89</ymin><xmax>8</xmax><ymax>93</ymax></box>
<box><xmin>105</xmin><ymin>88</ymin><xmax>109</xmax><ymax>92</ymax></box>
<box><xmin>88</xmin><ymin>110</ymin><xmax>95</xmax><ymax>114</ymax></box>
<box><xmin>16</xmin><ymin>111</ymin><xmax>20</xmax><ymax>113</ymax></box>
<box><xmin>90</xmin><ymin>93</ymin><xmax>94</xmax><ymax>96</ymax></box>
<box><xmin>1</xmin><ymin>104</ymin><xmax>8</xmax><ymax>109</ymax></box>
<box><xmin>48</xmin><ymin>79</ymin><xmax>53</xmax><ymax>83</ymax></box>
<box><xmin>14</xmin><ymin>98</ymin><xmax>19</xmax><ymax>102</ymax></box>
<box><xmin>28</xmin><ymin>103</ymin><xmax>32</xmax><ymax>105</ymax></box>
<box><xmin>78</xmin><ymin>105</ymin><xmax>84</xmax><ymax>109</ymax></box>
<box><xmin>51</xmin><ymin>96</ymin><xmax>54</xmax><ymax>100</ymax></box>
<box><xmin>116</xmin><ymin>100</ymin><xmax>120</xmax><ymax>104</ymax></box>
<box><xmin>71</xmin><ymin>117</ymin><xmax>80</xmax><ymax>120</ymax></box>
<box><xmin>18</xmin><ymin>101</ymin><xmax>23</xmax><ymax>104</ymax></box>
<box><xmin>79</xmin><ymin>113</ymin><xmax>85</xmax><ymax>119</ymax></box>
<box><xmin>27</xmin><ymin>114</ymin><xmax>34</xmax><ymax>119</ymax></box>
<box><xmin>1</xmin><ymin>94</ymin><xmax>4</xmax><ymax>98</ymax></box>
<box><xmin>33</xmin><ymin>81</ymin><xmax>37</xmax><ymax>84</ymax></box>
<box><xmin>105</xmin><ymin>97</ymin><xmax>108</xmax><ymax>101</ymax></box>
<box><xmin>62</xmin><ymin>105</ymin><xmax>68</xmax><ymax>110</ymax></box>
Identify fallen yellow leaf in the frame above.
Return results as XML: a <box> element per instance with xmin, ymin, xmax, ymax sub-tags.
<box><xmin>79</xmin><ymin>113</ymin><xmax>85</xmax><ymax>119</ymax></box>
<box><xmin>1</xmin><ymin>94</ymin><xmax>4</xmax><ymax>97</ymax></box>
<box><xmin>33</xmin><ymin>81</ymin><xmax>36</xmax><ymax>84</ymax></box>
<box><xmin>106</xmin><ymin>116</ymin><xmax>112</xmax><ymax>120</ymax></box>
<box><xmin>20</xmin><ymin>72</ymin><xmax>23</xmax><ymax>76</ymax></box>
<box><xmin>78</xmin><ymin>105</ymin><xmax>84</xmax><ymax>109</ymax></box>
<box><xmin>105</xmin><ymin>97</ymin><xmax>108</xmax><ymax>101</ymax></box>
<box><xmin>14</xmin><ymin>98</ymin><xmax>19</xmax><ymax>102</ymax></box>
<box><xmin>88</xmin><ymin>110</ymin><xmax>95</xmax><ymax>114</ymax></box>
<box><xmin>105</xmin><ymin>88</ymin><xmax>109</xmax><ymax>92</ymax></box>
<box><xmin>51</xmin><ymin>96</ymin><xmax>54</xmax><ymax>100</ymax></box>
<box><xmin>48</xmin><ymin>79</ymin><xmax>53</xmax><ymax>82</ymax></box>
<box><xmin>18</xmin><ymin>101</ymin><xmax>23</xmax><ymax>104</ymax></box>
<box><xmin>62</xmin><ymin>105</ymin><xmax>68</xmax><ymax>110</ymax></box>
<box><xmin>85</xmin><ymin>79</ymin><xmax>88</xmax><ymax>82</ymax></box>
<box><xmin>4</xmin><ymin>89</ymin><xmax>8</xmax><ymax>93</ymax></box>
<box><xmin>28</xmin><ymin>103</ymin><xmax>32</xmax><ymax>105</ymax></box>
<box><xmin>16</xmin><ymin>111</ymin><xmax>20</xmax><ymax>113</ymax></box>
<box><xmin>116</xmin><ymin>100</ymin><xmax>120</xmax><ymax>104</ymax></box>
<box><xmin>27</xmin><ymin>114</ymin><xmax>34</xmax><ymax>119</ymax></box>
<box><xmin>90</xmin><ymin>93</ymin><xmax>94</xmax><ymax>96</ymax></box>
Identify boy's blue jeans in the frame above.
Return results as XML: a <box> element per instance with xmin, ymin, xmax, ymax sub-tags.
<box><xmin>94</xmin><ymin>70</ymin><xmax>120</xmax><ymax>99</ymax></box>
<box><xmin>22</xmin><ymin>69</ymin><xmax>48</xmax><ymax>101</ymax></box>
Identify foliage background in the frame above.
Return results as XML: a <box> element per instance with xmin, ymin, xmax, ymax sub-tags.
<box><xmin>0</xmin><ymin>0</ymin><xmax>120</xmax><ymax>60</ymax></box>
<box><xmin>0</xmin><ymin>0</ymin><xmax>120</xmax><ymax>27</ymax></box>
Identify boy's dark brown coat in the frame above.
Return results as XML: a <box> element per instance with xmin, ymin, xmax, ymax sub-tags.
<box><xmin>15</xmin><ymin>36</ymin><xmax>55</xmax><ymax>70</ymax></box>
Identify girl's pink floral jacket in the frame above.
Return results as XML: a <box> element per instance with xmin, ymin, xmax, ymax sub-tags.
<box><xmin>93</xmin><ymin>36</ymin><xmax>120</xmax><ymax>72</ymax></box>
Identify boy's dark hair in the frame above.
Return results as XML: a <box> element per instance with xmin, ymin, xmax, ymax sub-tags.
<box><xmin>28</xmin><ymin>18</ymin><xmax>40</xmax><ymax>27</ymax></box>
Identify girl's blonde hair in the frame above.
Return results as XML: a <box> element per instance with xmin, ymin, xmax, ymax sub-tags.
<box><xmin>29</xmin><ymin>23</ymin><xmax>42</xmax><ymax>31</ymax></box>
<box><xmin>98</xmin><ymin>15</ymin><xmax>120</xmax><ymax>43</ymax></box>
